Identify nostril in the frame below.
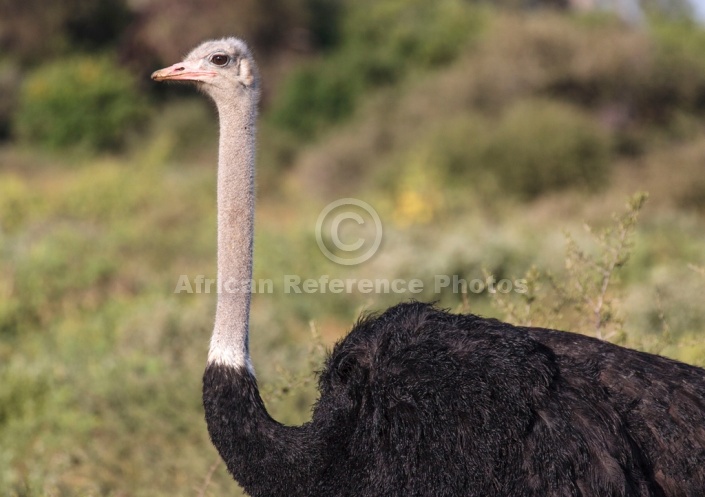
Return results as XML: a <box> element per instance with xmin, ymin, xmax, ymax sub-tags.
<box><xmin>174</xmin><ymin>66</ymin><xmax>185</xmax><ymax>72</ymax></box>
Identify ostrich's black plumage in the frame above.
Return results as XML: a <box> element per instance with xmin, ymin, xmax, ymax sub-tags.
<box><xmin>204</xmin><ymin>302</ymin><xmax>705</xmax><ymax>497</ymax></box>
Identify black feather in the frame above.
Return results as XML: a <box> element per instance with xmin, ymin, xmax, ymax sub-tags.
<box><xmin>204</xmin><ymin>301</ymin><xmax>705</xmax><ymax>497</ymax></box>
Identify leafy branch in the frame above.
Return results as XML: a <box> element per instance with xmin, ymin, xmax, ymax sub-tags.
<box><xmin>491</xmin><ymin>192</ymin><xmax>648</xmax><ymax>341</ymax></box>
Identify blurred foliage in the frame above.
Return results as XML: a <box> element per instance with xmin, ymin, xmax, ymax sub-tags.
<box><xmin>0</xmin><ymin>174</ymin><xmax>36</xmax><ymax>234</ymax></box>
<box><xmin>1</xmin><ymin>2</ymin><xmax>705</xmax><ymax>496</ymax></box>
<box><xmin>0</xmin><ymin>0</ymin><xmax>131</xmax><ymax>62</ymax></box>
<box><xmin>279</xmin><ymin>11</ymin><xmax>705</xmax><ymax>200</ymax></box>
<box><xmin>0</xmin><ymin>61</ymin><xmax>21</xmax><ymax>139</ymax></box>
<box><xmin>14</xmin><ymin>56</ymin><xmax>146</xmax><ymax>151</ymax></box>
<box><xmin>269</xmin><ymin>0</ymin><xmax>488</xmax><ymax>138</ymax></box>
<box><xmin>125</xmin><ymin>0</ymin><xmax>343</xmax><ymax>74</ymax></box>
<box><xmin>646</xmin><ymin>20</ymin><xmax>705</xmax><ymax>118</ymax></box>
<box><xmin>2</xmin><ymin>226</ymin><xmax>118</xmax><ymax>335</ymax></box>
<box><xmin>398</xmin><ymin>100</ymin><xmax>611</xmax><ymax>200</ymax></box>
<box><xmin>485</xmin><ymin>100</ymin><xmax>611</xmax><ymax>198</ymax></box>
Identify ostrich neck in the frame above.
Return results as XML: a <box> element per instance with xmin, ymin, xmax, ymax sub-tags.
<box><xmin>208</xmin><ymin>97</ymin><xmax>257</xmax><ymax>371</ymax></box>
<box><xmin>202</xmin><ymin>94</ymin><xmax>322</xmax><ymax>496</ymax></box>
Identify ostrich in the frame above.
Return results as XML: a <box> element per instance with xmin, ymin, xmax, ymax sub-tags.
<box><xmin>152</xmin><ymin>38</ymin><xmax>705</xmax><ymax>497</ymax></box>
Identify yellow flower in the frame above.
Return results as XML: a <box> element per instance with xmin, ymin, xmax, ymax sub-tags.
<box><xmin>393</xmin><ymin>189</ymin><xmax>433</xmax><ymax>227</ymax></box>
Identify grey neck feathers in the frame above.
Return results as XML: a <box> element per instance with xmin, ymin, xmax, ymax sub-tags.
<box><xmin>207</xmin><ymin>96</ymin><xmax>257</xmax><ymax>372</ymax></box>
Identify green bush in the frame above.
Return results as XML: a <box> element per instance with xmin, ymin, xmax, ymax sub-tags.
<box><xmin>269</xmin><ymin>63</ymin><xmax>362</xmax><ymax>139</ymax></box>
<box><xmin>486</xmin><ymin>99</ymin><xmax>611</xmax><ymax>198</ymax></box>
<box><xmin>640</xmin><ymin>20</ymin><xmax>705</xmax><ymax>120</ymax></box>
<box><xmin>399</xmin><ymin>100</ymin><xmax>611</xmax><ymax>199</ymax></box>
<box><xmin>14</xmin><ymin>55</ymin><xmax>145</xmax><ymax>151</ymax></box>
<box><xmin>268</xmin><ymin>0</ymin><xmax>487</xmax><ymax>138</ymax></box>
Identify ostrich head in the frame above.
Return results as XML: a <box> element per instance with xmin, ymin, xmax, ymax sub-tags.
<box><xmin>151</xmin><ymin>37</ymin><xmax>259</xmax><ymax>103</ymax></box>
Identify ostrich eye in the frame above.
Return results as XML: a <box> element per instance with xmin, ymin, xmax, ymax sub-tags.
<box><xmin>210</xmin><ymin>54</ymin><xmax>229</xmax><ymax>66</ymax></box>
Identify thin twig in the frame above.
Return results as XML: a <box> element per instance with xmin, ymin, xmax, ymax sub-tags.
<box><xmin>197</xmin><ymin>458</ymin><xmax>221</xmax><ymax>497</ymax></box>
<box><xmin>593</xmin><ymin>209</ymin><xmax>632</xmax><ymax>339</ymax></box>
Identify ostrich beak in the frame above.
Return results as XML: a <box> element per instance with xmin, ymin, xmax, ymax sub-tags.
<box><xmin>151</xmin><ymin>61</ymin><xmax>216</xmax><ymax>82</ymax></box>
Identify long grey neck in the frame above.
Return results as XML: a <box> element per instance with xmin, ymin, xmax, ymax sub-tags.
<box><xmin>207</xmin><ymin>96</ymin><xmax>257</xmax><ymax>373</ymax></box>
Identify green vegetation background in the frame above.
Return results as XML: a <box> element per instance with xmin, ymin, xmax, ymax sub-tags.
<box><xmin>1</xmin><ymin>1</ymin><xmax>704</xmax><ymax>495</ymax></box>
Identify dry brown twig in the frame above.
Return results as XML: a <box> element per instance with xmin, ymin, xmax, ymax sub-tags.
<box><xmin>196</xmin><ymin>458</ymin><xmax>221</xmax><ymax>497</ymax></box>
